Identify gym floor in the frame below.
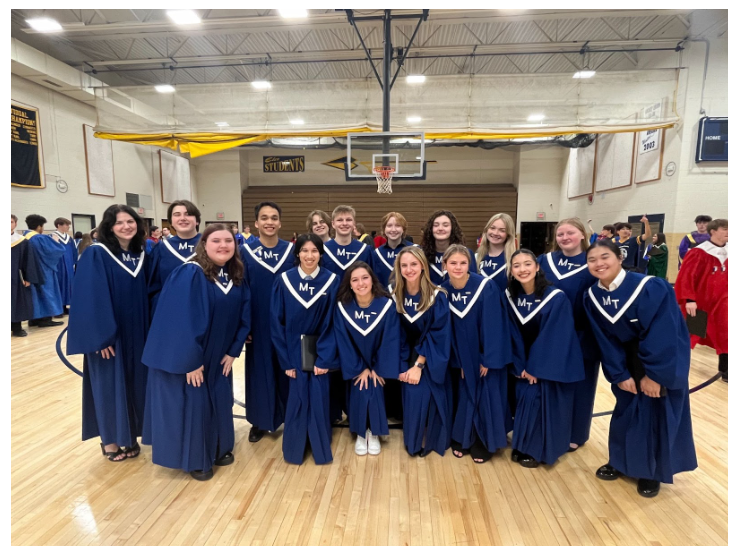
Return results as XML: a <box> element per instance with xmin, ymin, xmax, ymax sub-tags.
<box><xmin>10</xmin><ymin>318</ymin><xmax>728</xmax><ymax>546</ymax></box>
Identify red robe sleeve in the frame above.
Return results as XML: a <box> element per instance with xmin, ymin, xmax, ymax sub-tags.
<box><xmin>675</xmin><ymin>248</ymin><xmax>707</xmax><ymax>305</ymax></box>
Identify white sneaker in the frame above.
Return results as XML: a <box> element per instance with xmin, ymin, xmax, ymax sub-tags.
<box><xmin>355</xmin><ymin>434</ymin><xmax>368</xmax><ymax>456</ymax></box>
<box><xmin>366</xmin><ymin>429</ymin><xmax>381</xmax><ymax>455</ymax></box>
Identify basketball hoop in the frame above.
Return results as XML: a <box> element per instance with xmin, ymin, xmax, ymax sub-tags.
<box><xmin>373</xmin><ymin>166</ymin><xmax>395</xmax><ymax>194</ymax></box>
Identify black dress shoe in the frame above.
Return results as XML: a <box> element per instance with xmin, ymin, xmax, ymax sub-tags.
<box><xmin>248</xmin><ymin>426</ymin><xmax>265</xmax><ymax>443</ymax></box>
<box><xmin>12</xmin><ymin>329</ymin><xmax>28</xmax><ymax>337</ymax></box>
<box><xmin>518</xmin><ymin>454</ymin><xmax>540</xmax><ymax>468</ymax></box>
<box><xmin>419</xmin><ymin>449</ymin><xmax>430</xmax><ymax>458</ymax></box>
<box><xmin>53</xmin><ymin>314</ymin><xmax>64</xmax><ymax>319</ymax></box>
<box><xmin>38</xmin><ymin>320</ymin><xmax>63</xmax><ymax>327</ymax></box>
<box><xmin>190</xmin><ymin>469</ymin><xmax>214</xmax><ymax>481</ymax></box>
<box><xmin>637</xmin><ymin>479</ymin><xmax>660</xmax><ymax>498</ymax></box>
<box><xmin>214</xmin><ymin>452</ymin><xmax>234</xmax><ymax>466</ymax></box>
<box><xmin>596</xmin><ymin>464</ymin><xmax>621</xmax><ymax>481</ymax></box>
<box><xmin>28</xmin><ymin>320</ymin><xmax>39</xmax><ymax>327</ymax></box>
<box><xmin>511</xmin><ymin>449</ymin><xmax>522</xmax><ymax>462</ymax></box>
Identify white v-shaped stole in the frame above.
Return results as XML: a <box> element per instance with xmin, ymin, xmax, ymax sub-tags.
<box><xmin>93</xmin><ymin>244</ymin><xmax>145</xmax><ymax>278</ymax></box>
<box><xmin>587</xmin><ymin>276</ymin><xmax>652</xmax><ymax>324</ymax></box>
<box><xmin>505</xmin><ymin>288</ymin><xmax>562</xmax><ymax>325</ymax></box>
<box><xmin>282</xmin><ymin>273</ymin><xmax>337</xmax><ymax>309</ymax></box>
<box><xmin>338</xmin><ymin>299</ymin><xmax>393</xmax><ymax>337</ymax></box>
<box><xmin>163</xmin><ymin>238</ymin><xmax>197</xmax><ymax>263</ymax></box>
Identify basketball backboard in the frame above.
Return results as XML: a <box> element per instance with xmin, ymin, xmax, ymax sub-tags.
<box><xmin>346</xmin><ymin>131</ymin><xmax>426</xmax><ymax>180</ymax></box>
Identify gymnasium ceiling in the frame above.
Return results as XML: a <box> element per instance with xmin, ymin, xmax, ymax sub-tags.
<box><xmin>10</xmin><ymin>9</ymin><xmax>725</xmax><ymax>88</ymax></box>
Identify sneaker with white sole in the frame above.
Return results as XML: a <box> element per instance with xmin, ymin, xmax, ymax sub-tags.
<box><xmin>366</xmin><ymin>429</ymin><xmax>381</xmax><ymax>455</ymax></box>
<box><xmin>355</xmin><ymin>434</ymin><xmax>368</xmax><ymax>456</ymax></box>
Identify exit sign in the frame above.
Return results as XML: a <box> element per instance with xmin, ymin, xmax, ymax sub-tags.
<box><xmin>217</xmin><ymin>212</ymin><xmax>224</xmax><ymax>219</ymax></box>
<box><xmin>536</xmin><ymin>212</ymin><xmax>546</xmax><ymax>221</ymax></box>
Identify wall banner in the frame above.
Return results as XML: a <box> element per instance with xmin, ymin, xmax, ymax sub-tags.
<box><xmin>263</xmin><ymin>155</ymin><xmax>305</xmax><ymax>173</ymax></box>
<box><xmin>11</xmin><ymin>102</ymin><xmax>44</xmax><ymax>188</ymax></box>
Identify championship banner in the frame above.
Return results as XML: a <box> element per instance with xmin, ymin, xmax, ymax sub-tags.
<box><xmin>11</xmin><ymin>102</ymin><xmax>44</xmax><ymax>188</ymax></box>
<box><xmin>263</xmin><ymin>155</ymin><xmax>305</xmax><ymax>173</ymax></box>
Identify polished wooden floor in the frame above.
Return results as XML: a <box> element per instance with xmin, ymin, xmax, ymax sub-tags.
<box><xmin>11</xmin><ymin>318</ymin><xmax>729</xmax><ymax>545</ymax></box>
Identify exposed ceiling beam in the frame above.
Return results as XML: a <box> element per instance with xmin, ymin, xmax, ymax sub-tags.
<box><xmin>82</xmin><ymin>38</ymin><xmax>683</xmax><ymax>68</ymax></box>
<box><xmin>20</xmin><ymin>9</ymin><xmax>694</xmax><ymax>39</ymax></box>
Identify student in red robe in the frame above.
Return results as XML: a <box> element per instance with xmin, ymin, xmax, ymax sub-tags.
<box><xmin>675</xmin><ymin>218</ymin><xmax>728</xmax><ymax>382</ymax></box>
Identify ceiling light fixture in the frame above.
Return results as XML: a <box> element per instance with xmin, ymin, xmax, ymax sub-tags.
<box><xmin>215</xmin><ymin>122</ymin><xmax>229</xmax><ymax>127</ymax></box>
<box><xmin>527</xmin><ymin>114</ymin><xmax>545</xmax><ymax>122</ymax></box>
<box><xmin>251</xmin><ymin>81</ymin><xmax>272</xmax><ymax>90</ymax></box>
<box><xmin>26</xmin><ymin>18</ymin><xmax>63</xmax><ymax>32</ymax></box>
<box><xmin>407</xmin><ymin>116</ymin><xmax>422</xmax><ymax>123</ymax></box>
<box><xmin>406</xmin><ymin>75</ymin><xmax>426</xmax><ymax>84</ymax></box>
<box><xmin>166</xmin><ymin>10</ymin><xmax>201</xmax><ymax>25</ymax></box>
<box><xmin>573</xmin><ymin>70</ymin><xmax>596</xmax><ymax>79</ymax></box>
<box><xmin>278</xmin><ymin>9</ymin><xmax>308</xmax><ymax>18</ymax></box>
<box><xmin>290</xmin><ymin>119</ymin><xmax>305</xmax><ymax>125</ymax></box>
<box><xmin>154</xmin><ymin>84</ymin><xmax>176</xmax><ymax>93</ymax></box>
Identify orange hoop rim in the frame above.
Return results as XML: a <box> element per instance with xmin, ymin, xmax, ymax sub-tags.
<box><xmin>373</xmin><ymin>166</ymin><xmax>396</xmax><ymax>179</ymax></box>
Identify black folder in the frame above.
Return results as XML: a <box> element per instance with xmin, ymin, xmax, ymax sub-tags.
<box><xmin>300</xmin><ymin>335</ymin><xmax>337</xmax><ymax>373</ymax></box>
<box><xmin>300</xmin><ymin>334</ymin><xmax>318</xmax><ymax>372</ymax></box>
<box><xmin>623</xmin><ymin>340</ymin><xmax>667</xmax><ymax>397</ymax></box>
<box><xmin>686</xmin><ymin>310</ymin><xmax>708</xmax><ymax>339</ymax></box>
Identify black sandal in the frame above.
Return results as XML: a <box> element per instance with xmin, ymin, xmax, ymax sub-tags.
<box><xmin>100</xmin><ymin>442</ymin><xmax>127</xmax><ymax>462</ymax></box>
<box><xmin>470</xmin><ymin>442</ymin><xmax>493</xmax><ymax>464</ymax></box>
<box><xmin>124</xmin><ymin>442</ymin><xmax>141</xmax><ymax>459</ymax></box>
<box><xmin>451</xmin><ymin>440</ymin><xmax>469</xmax><ymax>459</ymax></box>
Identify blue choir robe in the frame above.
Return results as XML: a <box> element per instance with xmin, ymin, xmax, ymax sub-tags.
<box><xmin>395</xmin><ymin>289</ymin><xmax>452</xmax><ymax>456</ymax></box>
<box><xmin>371</xmin><ymin>240</ymin><xmax>413</xmax><ymax>288</ymax></box>
<box><xmin>66</xmin><ymin>244</ymin><xmax>149</xmax><ymax>447</ymax></box>
<box><xmin>240</xmin><ymin>238</ymin><xmax>295</xmax><ymax>431</ymax></box>
<box><xmin>322</xmin><ymin>238</ymin><xmax>374</xmax><ymax>420</ymax></box>
<box><xmin>322</xmin><ymin>238</ymin><xmax>374</xmax><ymax>280</ymax></box>
<box><xmin>25</xmin><ymin>231</ymin><xmax>65</xmax><ymax>319</ymax></box>
<box><xmin>142</xmin><ymin>262</ymin><xmax>251</xmax><ymax>473</ymax></box>
<box><xmin>271</xmin><ymin>267</ymin><xmax>339</xmax><ymax>465</ymax></box>
<box><xmin>11</xmin><ymin>234</ymin><xmax>43</xmax><ymax>322</ymax></box>
<box><xmin>53</xmin><ymin>231</ymin><xmax>77</xmax><ymax>307</ymax></box>
<box><xmin>145</xmin><ymin>238</ymin><xmax>159</xmax><ymax>254</ymax></box>
<box><xmin>443</xmin><ymin>274</ymin><xmax>512</xmax><ymax>452</ymax></box>
<box><xmin>583</xmin><ymin>272</ymin><xmax>697</xmax><ymax>483</ymax></box>
<box><xmin>505</xmin><ymin>287</ymin><xmax>585</xmax><ymax>465</ymax></box>
<box><xmin>538</xmin><ymin>250</ymin><xmax>600</xmax><ymax>446</ymax></box>
<box><xmin>334</xmin><ymin>296</ymin><xmax>404</xmax><ymax>437</ymax></box>
<box><xmin>429</xmin><ymin>249</ymin><xmax>478</xmax><ymax>285</ymax></box>
<box><xmin>476</xmin><ymin>252</ymin><xmax>508</xmax><ymax>292</ymax></box>
<box><xmin>147</xmin><ymin>233</ymin><xmax>201</xmax><ymax>313</ymax></box>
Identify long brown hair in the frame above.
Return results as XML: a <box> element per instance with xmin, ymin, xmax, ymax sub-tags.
<box><xmin>392</xmin><ymin>246</ymin><xmax>444</xmax><ymax>313</ymax></box>
<box><xmin>336</xmin><ymin>261</ymin><xmax>388</xmax><ymax>304</ymax></box>
<box><xmin>192</xmin><ymin>224</ymin><xmax>245</xmax><ymax>285</ymax></box>
<box><xmin>420</xmin><ymin>210</ymin><xmax>465</xmax><ymax>263</ymax></box>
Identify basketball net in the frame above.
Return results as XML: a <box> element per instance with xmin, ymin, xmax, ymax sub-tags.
<box><xmin>373</xmin><ymin>166</ymin><xmax>395</xmax><ymax>194</ymax></box>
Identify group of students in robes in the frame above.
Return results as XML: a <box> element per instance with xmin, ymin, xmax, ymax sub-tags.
<box><xmin>58</xmin><ymin>198</ymin><xmax>702</xmax><ymax>498</ymax></box>
<box><xmin>10</xmin><ymin>214</ymin><xmax>79</xmax><ymax>336</ymax></box>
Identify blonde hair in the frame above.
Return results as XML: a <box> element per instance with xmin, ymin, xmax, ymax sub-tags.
<box><xmin>551</xmin><ymin>217</ymin><xmax>590</xmax><ymax>252</ymax></box>
<box><xmin>392</xmin><ymin>246</ymin><xmax>444</xmax><ymax>313</ymax></box>
<box><xmin>442</xmin><ymin>244</ymin><xmax>472</xmax><ymax>271</ymax></box>
<box><xmin>332</xmin><ymin>205</ymin><xmax>356</xmax><ymax>220</ymax></box>
<box><xmin>381</xmin><ymin>212</ymin><xmax>408</xmax><ymax>238</ymax></box>
<box><xmin>476</xmin><ymin>213</ymin><xmax>516</xmax><ymax>266</ymax></box>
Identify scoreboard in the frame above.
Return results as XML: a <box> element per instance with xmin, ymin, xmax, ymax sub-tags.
<box><xmin>695</xmin><ymin>117</ymin><xmax>728</xmax><ymax>162</ymax></box>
